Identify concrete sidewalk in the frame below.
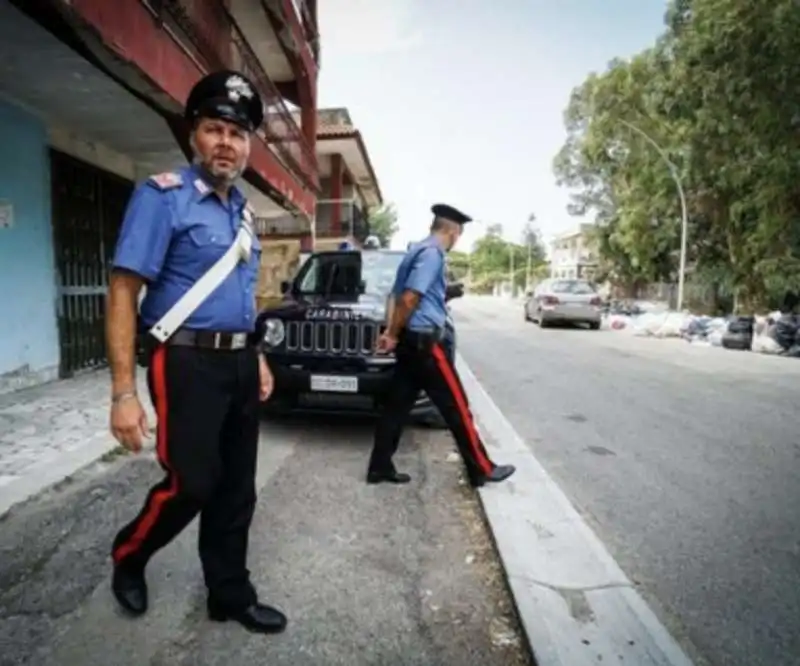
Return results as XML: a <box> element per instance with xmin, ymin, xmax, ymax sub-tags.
<box><xmin>0</xmin><ymin>412</ymin><xmax>531</xmax><ymax>666</ymax></box>
<box><xmin>0</xmin><ymin>371</ymin><xmax>155</xmax><ymax>518</ymax></box>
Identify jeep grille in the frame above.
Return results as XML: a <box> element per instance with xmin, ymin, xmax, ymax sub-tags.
<box><xmin>285</xmin><ymin>321</ymin><xmax>380</xmax><ymax>356</ymax></box>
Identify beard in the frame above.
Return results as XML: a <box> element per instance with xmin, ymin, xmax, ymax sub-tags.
<box><xmin>200</xmin><ymin>157</ymin><xmax>243</xmax><ymax>186</ymax></box>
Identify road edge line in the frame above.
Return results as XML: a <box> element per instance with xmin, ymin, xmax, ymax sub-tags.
<box><xmin>456</xmin><ymin>352</ymin><xmax>696</xmax><ymax>666</ymax></box>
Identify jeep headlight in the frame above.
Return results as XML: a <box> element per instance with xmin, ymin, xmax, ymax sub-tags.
<box><xmin>263</xmin><ymin>318</ymin><xmax>285</xmax><ymax>347</ymax></box>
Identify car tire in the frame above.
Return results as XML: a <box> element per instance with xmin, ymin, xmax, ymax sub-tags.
<box><xmin>538</xmin><ymin>315</ymin><xmax>549</xmax><ymax>328</ymax></box>
<box><xmin>588</xmin><ymin>321</ymin><xmax>601</xmax><ymax>330</ymax></box>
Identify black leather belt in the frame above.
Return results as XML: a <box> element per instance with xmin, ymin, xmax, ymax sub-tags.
<box><xmin>165</xmin><ymin>328</ymin><xmax>251</xmax><ymax>351</ymax></box>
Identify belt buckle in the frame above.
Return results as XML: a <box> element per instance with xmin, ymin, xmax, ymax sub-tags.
<box><xmin>231</xmin><ymin>333</ymin><xmax>247</xmax><ymax>350</ymax></box>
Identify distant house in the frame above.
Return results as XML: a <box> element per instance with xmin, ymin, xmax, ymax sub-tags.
<box><xmin>549</xmin><ymin>224</ymin><xmax>598</xmax><ymax>280</ymax></box>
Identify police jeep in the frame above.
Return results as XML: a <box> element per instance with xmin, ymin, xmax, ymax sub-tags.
<box><xmin>255</xmin><ymin>244</ymin><xmax>463</xmax><ymax>427</ymax></box>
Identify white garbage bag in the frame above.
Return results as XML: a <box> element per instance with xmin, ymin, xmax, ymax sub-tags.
<box><xmin>631</xmin><ymin>311</ymin><xmax>691</xmax><ymax>337</ymax></box>
<box><xmin>751</xmin><ymin>332</ymin><xmax>783</xmax><ymax>354</ymax></box>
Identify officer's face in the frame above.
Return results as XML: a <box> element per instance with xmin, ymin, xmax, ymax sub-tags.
<box><xmin>444</xmin><ymin>223</ymin><xmax>462</xmax><ymax>251</ymax></box>
<box><xmin>192</xmin><ymin>118</ymin><xmax>251</xmax><ymax>182</ymax></box>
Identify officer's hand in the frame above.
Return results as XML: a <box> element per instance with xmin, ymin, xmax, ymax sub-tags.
<box><xmin>110</xmin><ymin>395</ymin><xmax>149</xmax><ymax>453</ymax></box>
<box><xmin>258</xmin><ymin>354</ymin><xmax>274</xmax><ymax>402</ymax></box>
<box><xmin>375</xmin><ymin>333</ymin><xmax>398</xmax><ymax>354</ymax></box>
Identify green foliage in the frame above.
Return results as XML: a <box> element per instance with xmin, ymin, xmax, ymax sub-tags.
<box><xmin>367</xmin><ymin>203</ymin><xmax>399</xmax><ymax>247</ymax></box>
<box><xmin>553</xmin><ymin>0</ymin><xmax>800</xmax><ymax>311</ymax></box>
<box><xmin>463</xmin><ymin>220</ymin><xmax>548</xmax><ymax>293</ymax></box>
<box><xmin>447</xmin><ymin>250</ymin><xmax>470</xmax><ymax>281</ymax></box>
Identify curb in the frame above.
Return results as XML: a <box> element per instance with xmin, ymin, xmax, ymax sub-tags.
<box><xmin>457</xmin><ymin>354</ymin><xmax>696</xmax><ymax>666</ymax></box>
<box><xmin>0</xmin><ymin>432</ymin><xmax>122</xmax><ymax>519</ymax></box>
<box><xmin>0</xmin><ymin>376</ymin><xmax>156</xmax><ymax>520</ymax></box>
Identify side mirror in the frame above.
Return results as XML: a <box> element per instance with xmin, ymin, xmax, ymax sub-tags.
<box><xmin>279</xmin><ymin>280</ymin><xmax>291</xmax><ymax>294</ymax></box>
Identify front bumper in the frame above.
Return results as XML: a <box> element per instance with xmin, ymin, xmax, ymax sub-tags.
<box><xmin>264</xmin><ymin>354</ymin><xmax>436</xmax><ymax>417</ymax></box>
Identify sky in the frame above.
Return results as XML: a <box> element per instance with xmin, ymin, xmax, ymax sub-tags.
<box><xmin>316</xmin><ymin>0</ymin><xmax>669</xmax><ymax>251</ymax></box>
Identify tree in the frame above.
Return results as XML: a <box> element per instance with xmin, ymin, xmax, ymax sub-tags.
<box><xmin>447</xmin><ymin>250</ymin><xmax>470</xmax><ymax>281</ymax></box>
<box><xmin>466</xmin><ymin>223</ymin><xmax>547</xmax><ymax>293</ymax></box>
<box><xmin>553</xmin><ymin>0</ymin><xmax>800</xmax><ymax>311</ymax></box>
<box><xmin>367</xmin><ymin>203</ymin><xmax>399</xmax><ymax>247</ymax></box>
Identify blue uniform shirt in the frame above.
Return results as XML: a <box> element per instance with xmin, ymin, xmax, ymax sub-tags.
<box><xmin>391</xmin><ymin>235</ymin><xmax>447</xmax><ymax>331</ymax></box>
<box><xmin>112</xmin><ymin>165</ymin><xmax>262</xmax><ymax>333</ymax></box>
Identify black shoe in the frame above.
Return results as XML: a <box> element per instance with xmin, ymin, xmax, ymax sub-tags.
<box><xmin>111</xmin><ymin>564</ymin><xmax>148</xmax><ymax>616</ymax></box>
<box><xmin>208</xmin><ymin>599</ymin><xmax>288</xmax><ymax>634</ymax></box>
<box><xmin>366</xmin><ymin>469</ymin><xmax>411</xmax><ymax>484</ymax></box>
<box><xmin>470</xmin><ymin>464</ymin><xmax>516</xmax><ymax>487</ymax></box>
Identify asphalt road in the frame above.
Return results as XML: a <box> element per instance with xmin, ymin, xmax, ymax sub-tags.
<box><xmin>452</xmin><ymin>296</ymin><xmax>800</xmax><ymax>666</ymax></box>
<box><xmin>0</xmin><ymin>415</ymin><xmax>530</xmax><ymax>666</ymax></box>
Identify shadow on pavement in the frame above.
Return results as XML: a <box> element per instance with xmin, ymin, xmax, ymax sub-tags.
<box><xmin>0</xmin><ymin>418</ymin><xmax>532</xmax><ymax>666</ymax></box>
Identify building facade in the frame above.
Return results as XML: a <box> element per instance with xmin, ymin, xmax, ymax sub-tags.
<box><xmin>549</xmin><ymin>224</ymin><xmax>599</xmax><ymax>281</ymax></box>
<box><xmin>0</xmin><ymin>0</ymin><xmax>320</xmax><ymax>394</ymax></box>
<box><xmin>258</xmin><ymin>107</ymin><xmax>384</xmax><ymax>253</ymax></box>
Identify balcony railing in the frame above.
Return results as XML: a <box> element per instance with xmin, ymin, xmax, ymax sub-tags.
<box><xmin>287</xmin><ymin>0</ymin><xmax>319</xmax><ymax>64</ymax></box>
<box><xmin>146</xmin><ymin>0</ymin><xmax>319</xmax><ymax>191</ymax></box>
<box><xmin>316</xmin><ymin>199</ymin><xmax>369</xmax><ymax>240</ymax></box>
<box><xmin>253</xmin><ymin>214</ymin><xmax>311</xmax><ymax>236</ymax></box>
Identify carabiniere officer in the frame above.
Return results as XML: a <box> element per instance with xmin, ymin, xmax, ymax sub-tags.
<box><xmin>105</xmin><ymin>70</ymin><xmax>286</xmax><ymax>634</ymax></box>
<box><xmin>367</xmin><ymin>204</ymin><xmax>516</xmax><ymax>486</ymax></box>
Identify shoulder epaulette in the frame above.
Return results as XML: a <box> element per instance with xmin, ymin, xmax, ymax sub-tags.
<box><xmin>147</xmin><ymin>171</ymin><xmax>183</xmax><ymax>191</ymax></box>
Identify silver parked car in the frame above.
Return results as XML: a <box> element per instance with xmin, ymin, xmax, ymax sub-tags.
<box><xmin>524</xmin><ymin>278</ymin><xmax>603</xmax><ymax>329</ymax></box>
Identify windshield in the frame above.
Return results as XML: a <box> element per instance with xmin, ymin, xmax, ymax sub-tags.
<box><xmin>296</xmin><ymin>253</ymin><xmax>360</xmax><ymax>296</ymax></box>
<box><xmin>361</xmin><ymin>251</ymin><xmax>404</xmax><ymax>296</ymax></box>
<box><xmin>293</xmin><ymin>251</ymin><xmax>404</xmax><ymax>297</ymax></box>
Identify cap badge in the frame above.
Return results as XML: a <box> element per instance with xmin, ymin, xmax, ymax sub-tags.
<box><xmin>225</xmin><ymin>75</ymin><xmax>254</xmax><ymax>103</ymax></box>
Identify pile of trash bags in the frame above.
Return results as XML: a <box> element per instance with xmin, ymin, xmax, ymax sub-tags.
<box><xmin>602</xmin><ymin>301</ymin><xmax>800</xmax><ymax>359</ymax></box>
<box><xmin>749</xmin><ymin>313</ymin><xmax>800</xmax><ymax>356</ymax></box>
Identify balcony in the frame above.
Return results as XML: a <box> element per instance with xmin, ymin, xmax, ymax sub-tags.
<box><xmin>316</xmin><ymin>199</ymin><xmax>370</xmax><ymax>241</ymax></box>
<box><xmin>252</xmin><ymin>213</ymin><xmax>311</xmax><ymax>237</ymax></box>
<box><xmin>145</xmin><ymin>0</ymin><xmax>319</xmax><ymax>192</ymax></box>
<box><xmin>289</xmin><ymin>0</ymin><xmax>319</xmax><ymax>64</ymax></box>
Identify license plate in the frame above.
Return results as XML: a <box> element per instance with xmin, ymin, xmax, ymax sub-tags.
<box><xmin>310</xmin><ymin>375</ymin><xmax>359</xmax><ymax>393</ymax></box>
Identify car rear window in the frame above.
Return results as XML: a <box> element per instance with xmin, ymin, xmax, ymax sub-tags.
<box><xmin>550</xmin><ymin>280</ymin><xmax>596</xmax><ymax>294</ymax></box>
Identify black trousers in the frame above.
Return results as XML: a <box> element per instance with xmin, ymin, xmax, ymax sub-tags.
<box><xmin>112</xmin><ymin>344</ymin><xmax>260</xmax><ymax>609</ymax></box>
<box><xmin>369</xmin><ymin>336</ymin><xmax>496</xmax><ymax>481</ymax></box>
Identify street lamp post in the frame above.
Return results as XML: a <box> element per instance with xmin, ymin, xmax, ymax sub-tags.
<box><xmin>619</xmin><ymin>119</ymin><xmax>689</xmax><ymax>311</ymax></box>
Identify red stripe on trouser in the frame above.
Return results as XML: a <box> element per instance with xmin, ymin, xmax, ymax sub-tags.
<box><xmin>113</xmin><ymin>346</ymin><xmax>178</xmax><ymax>563</ymax></box>
<box><xmin>431</xmin><ymin>344</ymin><xmax>493</xmax><ymax>475</ymax></box>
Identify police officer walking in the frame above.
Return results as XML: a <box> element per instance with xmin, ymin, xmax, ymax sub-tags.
<box><xmin>105</xmin><ymin>70</ymin><xmax>286</xmax><ymax>634</ymax></box>
<box><xmin>367</xmin><ymin>204</ymin><xmax>516</xmax><ymax>486</ymax></box>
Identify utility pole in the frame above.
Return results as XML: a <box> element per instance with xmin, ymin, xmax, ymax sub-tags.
<box><xmin>525</xmin><ymin>213</ymin><xmax>536</xmax><ymax>292</ymax></box>
<box><xmin>509</xmin><ymin>245</ymin><xmax>515</xmax><ymax>298</ymax></box>
<box><xmin>525</xmin><ymin>242</ymin><xmax>532</xmax><ymax>292</ymax></box>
